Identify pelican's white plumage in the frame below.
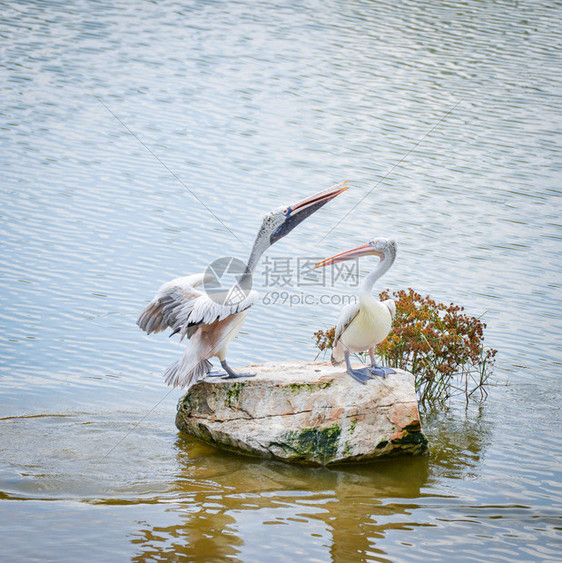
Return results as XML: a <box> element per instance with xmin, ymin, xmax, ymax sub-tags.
<box><xmin>316</xmin><ymin>237</ymin><xmax>397</xmax><ymax>383</ymax></box>
<box><xmin>331</xmin><ymin>297</ymin><xmax>396</xmax><ymax>364</ymax></box>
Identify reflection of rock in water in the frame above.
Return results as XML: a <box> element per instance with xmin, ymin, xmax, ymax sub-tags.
<box><xmin>130</xmin><ymin>502</ymin><xmax>242</xmax><ymax>561</ymax></box>
<box><xmin>130</xmin><ymin>404</ymin><xmax>491</xmax><ymax>561</ymax></box>
<box><xmin>130</xmin><ymin>437</ymin><xmax>430</xmax><ymax>561</ymax></box>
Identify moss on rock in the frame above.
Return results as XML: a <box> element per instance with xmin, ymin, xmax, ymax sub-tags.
<box><xmin>225</xmin><ymin>381</ymin><xmax>245</xmax><ymax>407</ymax></box>
<box><xmin>288</xmin><ymin>381</ymin><xmax>332</xmax><ymax>393</ymax></box>
<box><xmin>280</xmin><ymin>423</ymin><xmax>342</xmax><ymax>464</ymax></box>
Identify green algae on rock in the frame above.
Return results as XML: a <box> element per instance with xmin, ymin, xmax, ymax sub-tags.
<box><xmin>278</xmin><ymin>423</ymin><xmax>342</xmax><ymax>464</ymax></box>
<box><xmin>176</xmin><ymin>361</ymin><xmax>428</xmax><ymax>465</ymax></box>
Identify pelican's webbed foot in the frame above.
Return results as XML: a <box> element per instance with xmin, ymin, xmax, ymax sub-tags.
<box><xmin>347</xmin><ymin>367</ymin><xmax>373</xmax><ymax>384</ymax></box>
<box><xmin>220</xmin><ymin>360</ymin><xmax>256</xmax><ymax>380</ymax></box>
<box><xmin>205</xmin><ymin>362</ymin><xmax>226</xmax><ymax>378</ymax></box>
<box><xmin>368</xmin><ymin>366</ymin><xmax>395</xmax><ymax>378</ymax></box>
<box><xmin>344</xmin><ymin>351</ymin><xmax>372</xmax><ymax>384</ymax></box>
<box><xmin>367</xmin><ymin>348</ymin><xmax>395</xmax><ymax>378</ymax></box>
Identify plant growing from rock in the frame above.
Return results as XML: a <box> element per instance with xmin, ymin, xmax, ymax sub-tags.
<box><xmin>314</xmin><ymin>288</ymin><xmax>497</xmax><ymax>405</ymax></box>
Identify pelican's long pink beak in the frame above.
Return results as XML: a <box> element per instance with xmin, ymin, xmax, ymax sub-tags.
<box><xmin>290</xmin><ymin>180</ymin><xmax>349</xmax><ymax>213</ymax></box>
<box><xmin>315</xmin><ymin>242</ymin><xmax>383</xmax><ymax>268</ymax></box>
<box><xmin>269</xmin><ymin>181</ymin><xmax>350</xmax><ymax>245</ymax></box>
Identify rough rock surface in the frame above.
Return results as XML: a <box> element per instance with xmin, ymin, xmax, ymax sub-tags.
<box><xmin>176</xmin><ymin>361</ymin><xmax>428</xmax><ymax>465</ymax></box>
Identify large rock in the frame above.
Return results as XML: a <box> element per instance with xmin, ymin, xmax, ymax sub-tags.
<box><xmin>176</xmin><ymin>361</ymin><xmax>428</xmax><ymax>465</ymax></box>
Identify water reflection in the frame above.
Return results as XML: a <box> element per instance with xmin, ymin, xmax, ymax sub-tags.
<box><xmin>129</xmin><ymin>404</ymin><xmax>491</xmax><ymax>561</ymax></box>
<box><xmin>129</xmin><ymin>439</ymin><xmax>428</xmax><ymax>561</ymax></box>
<box><xmin>422</xmin><ymin>403</ymin><xmax>492</xmax><ymax>478</ymax></box>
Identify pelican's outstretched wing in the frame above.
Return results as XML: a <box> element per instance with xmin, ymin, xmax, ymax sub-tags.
<box><xmin>137</xmin><ymin>272</ymin><xmax>258</xmax><ymax>340</ymax></box>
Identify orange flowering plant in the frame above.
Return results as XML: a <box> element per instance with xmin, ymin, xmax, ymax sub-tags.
<box><xmin>314</xmin><ymin>288</ymin><xmax>497</xmax><ymax>405</ymax></box>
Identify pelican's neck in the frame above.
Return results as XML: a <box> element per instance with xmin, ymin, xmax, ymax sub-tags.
<box><xmin>246</xmin><ymin>229</ymin><xmax>271</xmax><ymax>273</ymax></box>
<box><xmin>360</xmin><ymin>249</ymin><xmax>396</xmax><ymax>298</ymax></box>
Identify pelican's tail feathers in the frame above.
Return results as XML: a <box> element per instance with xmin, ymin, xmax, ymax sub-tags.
<box><xmin>163</xmin><ymin>357</ymin><xmax>212</xmax><ymax>390</ymax></box>
<box><xmin>331</xmin><ymin>341</ymin><xmax>345</xmax><ymax>366</ymax></box>
<box><xmin>163</xmin><ymin>360</ymin><xmax>181</xmax><ymax>387</ymax></box>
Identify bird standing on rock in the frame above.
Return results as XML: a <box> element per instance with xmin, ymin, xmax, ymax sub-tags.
<box><xmin>316</xmin><ymin>237</ymin><xmax>397</xmax><ymax>384</ymax></box>
<box><xmin>138</xmin><ymin>182</ymin><xmax>349</xmax><ymax>390</ymax></box>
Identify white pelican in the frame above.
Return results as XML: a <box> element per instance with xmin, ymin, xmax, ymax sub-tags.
<box><xmin>138</xmin><ymin>182</ymin><xmax>349</xmax><ymax>390</ymax></box>
<box><xmin>316</xmin><ymin>237</ymin><xmax>397</xmax><ymax>383</ymax></box>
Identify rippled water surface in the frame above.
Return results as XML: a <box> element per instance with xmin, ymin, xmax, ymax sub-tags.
<box><xmin>1</xmin><ymin>0</ymin><xmax>561</xmax><ymax>560</ymax></box>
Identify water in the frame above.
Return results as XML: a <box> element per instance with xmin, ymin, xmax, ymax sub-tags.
<box><xmin>1</xmin><ymin>0</ymin><xmax>561</xmax><ymax>560</ymax></box>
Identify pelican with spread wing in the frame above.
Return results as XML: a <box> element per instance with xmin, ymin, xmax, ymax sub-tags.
<box><xmin>316</xmin><ymin>237</ymin><xmax>397</xmax><ymax>383</ymax></box>
<box><xmin>138</xmin><ymin>182</ymin><xmax>349</xmax><ymax>390</ymax></box>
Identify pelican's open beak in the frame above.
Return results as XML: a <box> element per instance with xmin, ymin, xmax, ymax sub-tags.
<box><xmin>270</xmin><ymin>181</ymin><xmax>349</xmax><ymax>244</ymax></box>
<box><xmin>315</xmin><ymin>242</ymin><xmax>383</xmax><ymax>268</ymax></box>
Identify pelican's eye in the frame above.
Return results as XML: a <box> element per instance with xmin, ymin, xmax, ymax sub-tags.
<box><xmin>283</xmin><ymin>207</ymin><xmax>290</xmax><ymax>215</ymax></box>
